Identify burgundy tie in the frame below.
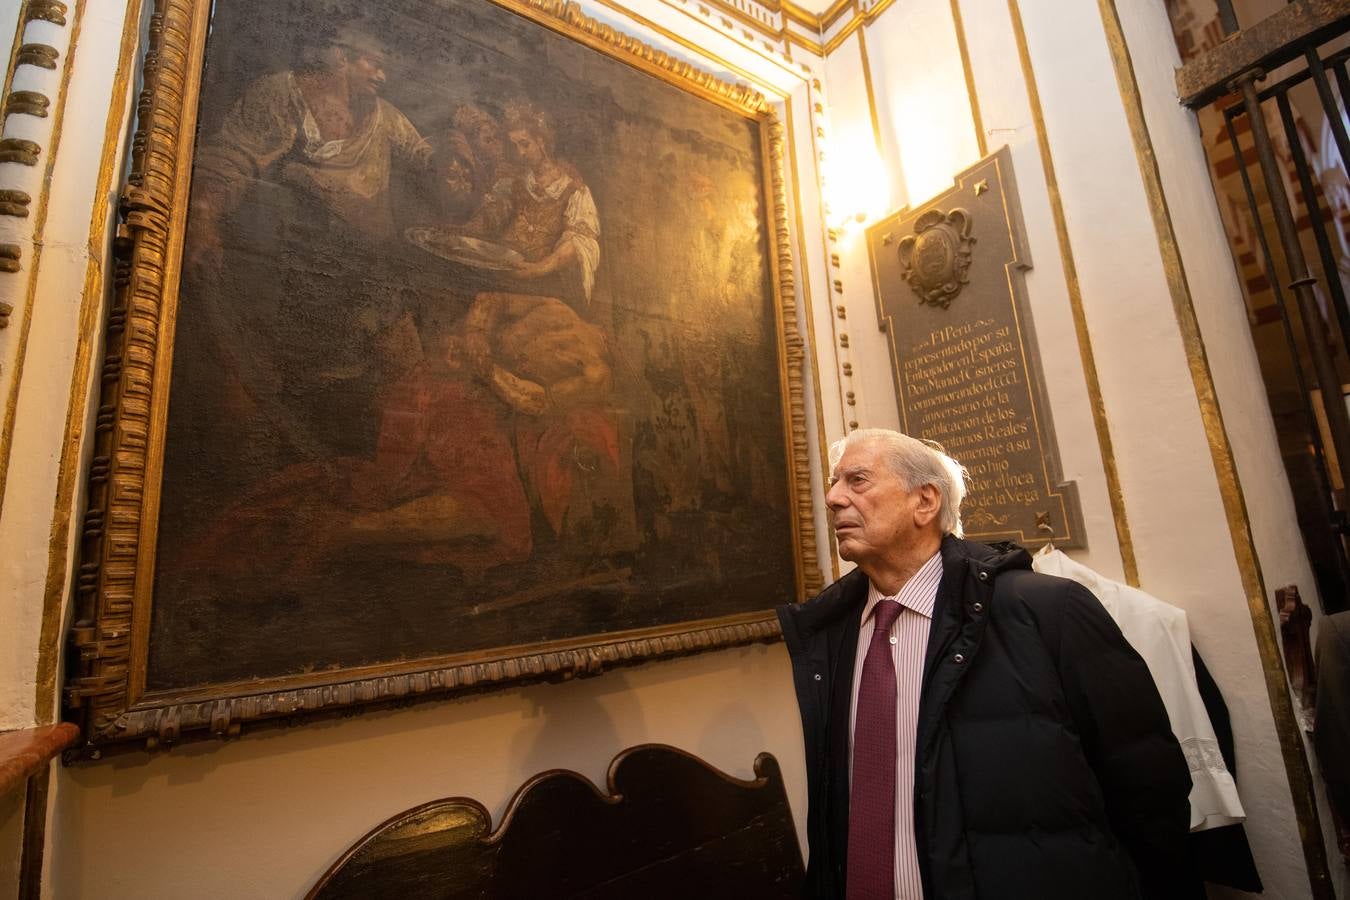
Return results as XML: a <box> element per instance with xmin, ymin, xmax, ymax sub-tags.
<box><xmin>848</xmin><ymin>598</ymin><xmax>904</xmax><ymax>900</ymax></box>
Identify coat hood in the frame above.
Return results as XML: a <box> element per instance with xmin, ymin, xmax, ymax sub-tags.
<box><xmin>945</xmin><ymin>535</ymin><xmax>1033</xmax><ymax>578</ymax></box>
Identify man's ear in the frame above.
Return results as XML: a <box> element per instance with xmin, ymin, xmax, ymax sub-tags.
<box><xmin>913</xmin><ymin>483</ymin><xmax>941</xmax><ymax>528</ymax></box>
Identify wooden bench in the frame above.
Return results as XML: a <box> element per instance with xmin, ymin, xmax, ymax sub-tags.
<box><xmin>308</xmin><ymin>744</ymin><xmax>804</xmax><ymax>899</ymax></box>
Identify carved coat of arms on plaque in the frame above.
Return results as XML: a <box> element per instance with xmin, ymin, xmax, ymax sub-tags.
<box><xmin>897</xmin><ymin>208</ymin><xmax>974</xmax><ymax>309</ymax></box>
<box><xmin>866</xmin><ymin>147</ymin><xmax>1084</xmax><ymax>548</ymax></box>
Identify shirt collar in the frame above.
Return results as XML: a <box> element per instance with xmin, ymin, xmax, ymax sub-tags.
<box><xmin>861</xmin><ymin>550</ymin><xmax>943</xmax><ymax>623</ymax></box>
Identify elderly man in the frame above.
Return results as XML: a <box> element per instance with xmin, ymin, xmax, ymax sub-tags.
<box><xmin>778</xmin><ymin>429</ymin><xmax>1192</xmax><ymax>900</ymax></box>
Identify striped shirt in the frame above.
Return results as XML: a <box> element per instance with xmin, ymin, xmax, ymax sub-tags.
<box><xmin>849</xmin><ymin>550</ymin><xmax>943</xmax><ymax>900</ymax></box>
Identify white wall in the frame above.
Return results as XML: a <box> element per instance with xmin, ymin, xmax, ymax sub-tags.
<box><xmin>822</xmin><ymin>0</ymin><xmax>1328</xmax><ymax>895</ymax></box>
<box><xmin>52</xmin><ymin>644</ymin><xmax>805</xmax><ymax>899</ymax></box>
<box><xmin>1109</xmin><ymin>3</ymin><xmax>1341</xmax><ymax>895</ymax></box>
<box><xmin>11</xmin><ymin>1</ymin><xmax>827</xmax><ymax>898</ymax></box>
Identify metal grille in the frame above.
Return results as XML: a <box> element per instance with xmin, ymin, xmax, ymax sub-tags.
<box><xmin>1179</xmin><ymin>0</ymin><xmax>1350</xmax><ymax>614</ymax></box>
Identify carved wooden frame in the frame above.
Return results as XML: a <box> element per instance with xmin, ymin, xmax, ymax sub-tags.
<box><xmin>64</xmin><ymin>0</ymin><xmax>820</xmax><ymax>758</ymax></box>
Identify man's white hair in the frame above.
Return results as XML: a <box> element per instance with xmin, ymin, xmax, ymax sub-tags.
<box><xmin>829</xmin><ymin>428</ymin><xmax>970</xmax><ymax>538</ymax></box>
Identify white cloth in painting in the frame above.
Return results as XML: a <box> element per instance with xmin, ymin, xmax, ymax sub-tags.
<box><xmin>524</xmin><ymin>169</ymin><xmax>600</xmax><ymax>301</ymax></box>
<box><xmin>192</xmin><ymin>71</ymin><xmax>430</xmax><ymax>242</ymax></box>
<box><xmin>1032</xmin><ymin>548</ymin><xmax>1246</xmax><ymax>832</ymax></box>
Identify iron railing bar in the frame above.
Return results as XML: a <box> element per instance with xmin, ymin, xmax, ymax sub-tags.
<box><xmin>1178</xmin><ymin>1</ymin><xmax>1350</xmax><ymax>109</ymax></box>
<box><xmin>1225</xmin><ymin>113</ymin><xmax>1346</xmax><ymax>559</ymax></box>
<box><xmin>1256</xmin><ymin>63</ymin><xmax>1315</xmax><ymax>103</ymax></box>
<box><xmin>1234</xmin><ymin>70</ymin><xmax>1350</xmax><ymax>500</ymax></box>
<box><xmin>1305</xmin><ymin>48</ymin><xmax>1350</xmax><ymax>205</ymax></box>
<box><xmin>1324</xmin><ymin>45</ymin><xmax>1350</xmax><ymax>68</ymax></box>
<box><xmin>1333</xmin><ymin>58</ymin><xmax>1350</xmax><ymax>155</ymax></box>
<box><xmin>1276</xmin><ymin>90</ymin><xmax>1350</xmax><ymax>362</ymax></box>
<box><xmin>1248</xmin><ymin>41</ymin><xmax>1350</xmax><ymax>104</ymax></box>
<box><xmin>1238</xmin><ymin>39</ymin><xmax>1350</xmax><ymax>105</ymax></box>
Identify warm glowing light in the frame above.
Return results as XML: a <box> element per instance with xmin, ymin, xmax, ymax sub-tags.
<box><xmin>889</xmin><ymin>71</ymin><xmax>981</xmax><ymax>204</ymax></box>
<box><xmin>821</xmin><ymin>132</ymin><xmax>890</xmax><ymax>231</ymax></box>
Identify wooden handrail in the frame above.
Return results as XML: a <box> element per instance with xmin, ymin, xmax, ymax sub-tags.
<box><xmin>0</xmin><ymin>723</ymin><xmax>79</xmax><ymax>798</ymax></box>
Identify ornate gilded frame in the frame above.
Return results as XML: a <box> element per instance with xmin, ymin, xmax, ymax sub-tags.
<box><xmin>64</xmin><ymin>0</ymin><xmax>819</xmax><ymax>758</ymax></box>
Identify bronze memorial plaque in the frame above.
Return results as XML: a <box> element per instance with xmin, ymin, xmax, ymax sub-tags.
<box><xmin>866</xmin><ymin>147</ymin><xmax>1083</xmax><ymax>547</ymax></box>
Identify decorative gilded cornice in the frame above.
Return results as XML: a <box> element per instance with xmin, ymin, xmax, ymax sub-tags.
<box><xmin>26</xmin><ymin>1</ymin><xmax>69</xmax><ymax>27</ymax></box>
<box><xmin>0</xmin><ymin>137</ymin><xmax>39</xmax><ymax>165</ymax></box>
<box><xmin>0</xmin><ymin>190</ymin><xmax>30</xmax><ymax>217</ymax></box>
<box><xmin>15</xmin><ymin>43</ymin><xmax>57</xmax><ymax>69</ymax></box>
<box><xmin>0</xmin><ymin>0</ymin><xmax>80</xmax><ymax>513</ymax></box>
<box><xmin>5</xmin><ymin>90</ymin><xmax>48</xmax><ymax>118</ymax></box>
<box><xmin>0</xmin><ymin>0</ymin><xmax>72</xmax><ymax>253</ymax></box>
<box><xmin>659</xmin><ymin>0</ymin><xmax>826</xmax><ymax>61</ymax></box>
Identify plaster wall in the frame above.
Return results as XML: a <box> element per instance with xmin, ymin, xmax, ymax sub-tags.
<box><xmin>16</xmin><ymin>2</ymin><xmax>826</xmax><ymax>898</ymax></box>
<box><xmin>821</xmin><ymin>35</ymin><xmax>899</xmax><ymax>436</ymax></box>
<box><xmin>1110</xmin><ymin>3</ymin><xmax>1341</xmax><ymax>896</ymax></box>
<box><xmin>866</xmin><ymin>0</ymin><xmax>979</xmax><ymax>207</ymax></box>
<box><xmin>0</xmin><ymin>6</ymin><xmax>31</xmax><ymax>884</ymax></box>
<box><xmin>819</xmin><ymin>0</ymin><xmax>1327</xmax><ymax>895</ymax></box>
<box><xmin>0</xmin><ymin>0</ymin><xmax>71</xmax><ymax>732</ymax></box>
<box><xmin>1020</xmin><ymin>1</ymin><xmax>1319</xmax><ymax>893</ymax></box>
<box><xmin>0</xmin><ymin>0</ymin><xmax>21</xmax><ymax>731</ymax></box>
<box><xmin>51</xmin><ymin>645</ymin><xmax>805</xmax><ymax>899</ymax></box>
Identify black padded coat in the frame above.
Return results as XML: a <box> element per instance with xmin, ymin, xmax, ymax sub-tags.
<box><xmin>778</xmin><ymin>536</ymin><xmax>1192</xmax><ymax>900</ymax></box>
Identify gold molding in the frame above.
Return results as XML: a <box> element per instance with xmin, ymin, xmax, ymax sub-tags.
<box><xmin>1097</xmin><ymin>1</ymin><xmax>1331</xmax><ymax>895</ymax></box>
<box><xmin>696</xmin><ymin>0</ymin><xmax>787</xmax><ymax>51</ymax></box>
<box><xmin>778</xmin><ymin>0</ymin><xmax>818</xmax><ymax>31</ymax></box>
<box><xmin>699</xmin><ymin>0</ymin><xmax>925</xmax><ymax>62</ymax></box>
<box><xmin>26</xmin><ymin>0</ymin><xmax>69</xmax><ymax>26</ymax></box>
<box><xmin>67</xmin><ymin>0</ymin><xmax>820</xmax><ymax>755</ymax></box>
<box><xmin>822</xmin><ymin>13</ymin><xmax>861</xmax><ymax>55</ymax></box>
<box><xmin>820</xmin><ymin>0</ymin><xmax>899</xmax><ymax>56</ymax></box>
<box><xmin>0</xmin><ymin>189</ymin><xmax>31</xmax><ymax>217</ymax></box>
<box><xmin>15</xmin><ymin>43</ymin><xmax>58</xmax><ymax>69</ymax></box>
<box><xmin>803</xmin><ymin>76</ymin><xmax>850</xmax><ymax>442</ymax></box>
<box><xmin>950</xmin><ymin>0</ymin><xmax>986</xmax><ymax>157</ymax></box>
<box><xmin>766</xmin><ymin>112</ymin><xmax>824</xmax><ymax>599</ymax></box>
<box><xmin>597</xmin><ymin>0</ymin><xmax>811</xmax><ymax>84</ymax></box>
<box><xmin>6</xmin><ymin>89</ymin><xmax>50</xmax><ymax>119</ymax></box>
<box><xmin>820</xmin><ymin>0</ymin><xmax>853</xmax><ymax>31</ymax></box>
<box><xmin>656</xmin><ymin>0</ymin><xmax>826</xmax><ymax>63</ymax></box>
<box><xmin>784</xmin><ymin>91</ymin><xmax>840</xmax><ymax>583</ymax></box>
<box><xmin>783</xmin><ymin>28</ymin><xmax>824</xmax><ymax>58</ymax></box>
<box><xmin>0</xmin><ymin>136</ymin><xmax>40</xmax><ymax>164</ymax></box>
<box><xmin>854</xmin><ymin>26</ymin><xmax>884</xmax><ymax>163</ymax></box>
<box><xmin>0</xmin><ymin>9</ymin><xmax>28</xmax><ymax>126</ymax></box>
<box><xmin>1007</xmin><ymin>0</ymin><xmax>1139</xmax><ymax>586</ymax></box>
<box><xmin>34</xmin><ymin>0</ymin><xmax>145</xmax><ymax>725</ymax></box>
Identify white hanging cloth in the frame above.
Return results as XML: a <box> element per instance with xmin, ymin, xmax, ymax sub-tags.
<box><xmin>1032</xmin><ymin>548</ymin><xmax>1246</xmax><ymax>832</ymax></box>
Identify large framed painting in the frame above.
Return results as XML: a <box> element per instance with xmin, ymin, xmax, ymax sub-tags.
<box><xmin>65</xmin><ymin>0</ymin><xmax>820</xmax><ymax>756</ymax></box>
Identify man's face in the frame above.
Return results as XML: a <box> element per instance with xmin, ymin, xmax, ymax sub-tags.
<box><xmin>344</xmin><ymin>50</ymin><xmax>387</xmax><ymax>97</ymax></box>
<box><xmin>825</xmin><ymin>441</ymin><xmax>927</xmax><ymax>568</ymax></box>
